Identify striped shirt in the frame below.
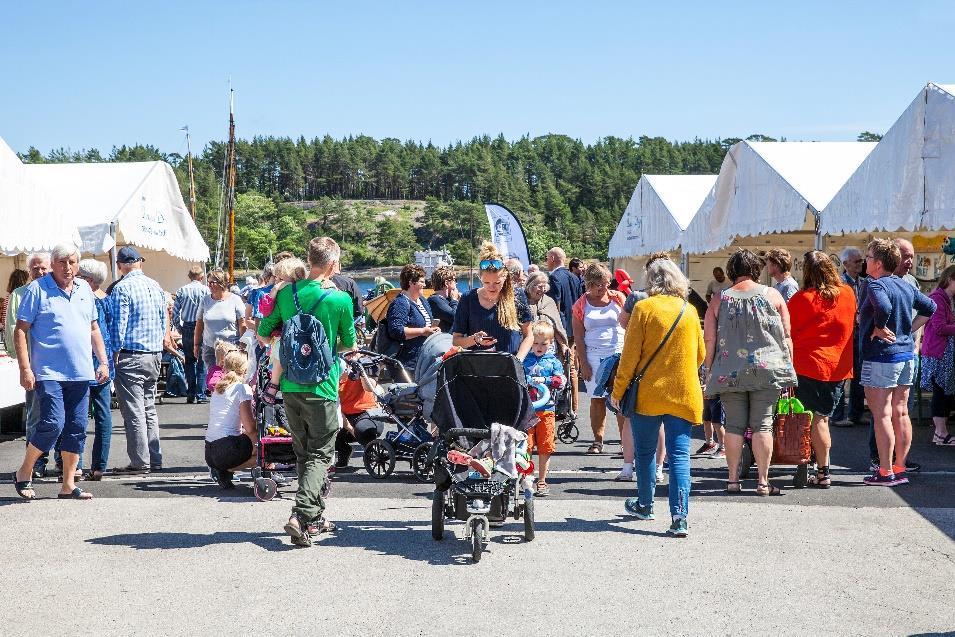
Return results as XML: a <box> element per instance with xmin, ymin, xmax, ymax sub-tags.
<box><xmin>173</xmin><ymin>280</ymin><xmax>211</xmax><ymax>327</ymax></box>
<box><xmin>109</xmin><ymin>270</ymin><xmax>167</xmax><ymax>353</ymax></box>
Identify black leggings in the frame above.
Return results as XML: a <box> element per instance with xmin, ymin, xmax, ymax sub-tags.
<box><xmin>931</xmin><ymin>381</ymin><xmax>955</xmax><ymax>419</ymax></box>
<box><xmin>335</xmin><ymin>412</ymin><xmax>384</xmax><ymax>458</ymax></box>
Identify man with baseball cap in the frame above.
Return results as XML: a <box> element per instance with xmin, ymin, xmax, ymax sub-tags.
<box><xmin>109</xmin><ymin>246</ymin><xmax>168</xmax><ymax>473</ymax></box>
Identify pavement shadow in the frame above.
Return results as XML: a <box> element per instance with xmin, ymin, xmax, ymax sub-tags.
<box><xmin>318</xmin><ymin>519</ymin><xmax>476</xmax><ymax>565</ymax></box>
<box><xmin>489</xmin><ymin>515</ymin><xmax>670</xmax><ymax>541</ymax></box>
<box><xmin>86</xmin><ymin>531</ymin><xmax>296</xmax><ymax>552</ymax></box>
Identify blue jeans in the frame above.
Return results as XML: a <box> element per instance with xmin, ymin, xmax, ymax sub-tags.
<box><xmin>630</xmin><ymin>413</ymin><xmax>693</xmax><ymax>519</ymax></box>
<box><xmin>89</xmin><ymin>381</ymin><xmax>113</xmax><ymax>472</ymax></box>
<box><xmin>30</xmin><ymin>380</ymin><xmax>89</xmax><ymax>455</ymax></box>
<box><xmin>181</xmin><ymin>322</ymin><xmax>205</xmax><ymax>400</ymax></box>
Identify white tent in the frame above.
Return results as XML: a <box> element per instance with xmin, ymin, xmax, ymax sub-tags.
<box><xmin>0</xmin><ymin>138</ymin><xmax>77</xmax><ymax>255</ymax></box>
<box><xmin>822</xmin><ymin>83</ymin><xmax>955</xmax><ymax>235</ymax></box>
<box><xmin>681</xmin><ymin>141</ymin><xmax>877</xmax><ymax>255</ymax></box>
<box><xmin>608</xmin><ymin>174</ymin><xmax>717</xmax><ymax>258</ymax></box>
<box><xmin>23</xmin><ymin>161</ymin><xmax>210</xmax><ymax>291</ymax></box>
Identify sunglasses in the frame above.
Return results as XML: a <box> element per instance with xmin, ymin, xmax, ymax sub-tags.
<box><xmin>480</xmin><ymin>259</ymin><xmax>504</xmax><ymax>271</ymax></box>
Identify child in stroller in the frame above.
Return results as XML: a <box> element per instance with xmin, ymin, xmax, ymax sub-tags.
<box><xmin>345</xmin><ymin>349</ymin><xmax>435</xmax><ymax>481</ymax></box>
<box><xmin>429</xmin><ymin>351</ymin><xmax>537</xmax><ymax>563</ymax></box>
<box><xmin>249</xmin><ymin>342</ymin><xmax>299</xmax><ymax>501</ymax></box>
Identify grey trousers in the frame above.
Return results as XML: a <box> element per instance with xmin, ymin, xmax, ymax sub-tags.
<box><xmin>115</xmin><ymin>351</ymin><xmax>162</xmax><ymax>468</ymax></box>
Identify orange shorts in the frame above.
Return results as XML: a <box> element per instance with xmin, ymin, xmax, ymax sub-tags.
<box><xmin>527</xmin><ymin>411</ymin><xmax>556</xmax><ymax>456</ymax></box>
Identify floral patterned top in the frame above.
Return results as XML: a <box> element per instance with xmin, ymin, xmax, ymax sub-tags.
<box><xmin>705</xmin><ymin>284</ymin><xmax>796</xmax><ymax>394</ymax></box>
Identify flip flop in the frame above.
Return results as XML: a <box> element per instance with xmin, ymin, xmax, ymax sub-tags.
<box><xmin>14</xmin><ymin>478</ymin><xmax>35</xmax><ymax>500</ymax></box>
<box><xmin>58</xmin><ymin>487</ymin><xmax>93</xmax><ymax>500</ymax></box>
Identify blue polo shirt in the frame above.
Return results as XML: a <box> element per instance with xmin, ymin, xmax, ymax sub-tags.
<box><xmin>17</xmin><ymin>274</ymin><xmax>96</xmax><ymax>382</ymax></box>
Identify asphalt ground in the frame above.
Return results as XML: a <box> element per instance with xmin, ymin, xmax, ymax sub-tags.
<box><xmin>1</xmin><ymin>398</ymin><xmax>954</xmax><ymax>635</ymax></box>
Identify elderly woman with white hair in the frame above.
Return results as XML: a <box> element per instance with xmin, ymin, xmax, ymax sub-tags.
<box><xmin>611</xmin><ymin>258</ymin><xmax>704</xmax><ymax>536</ymax></box>
<box><xmin>524</xmin><ymin>271</ymin><xmax>568</xmax><ymax>352</ymax></box>
<box><xmin>77</xmin><ymin>259</ymin><xmax>115</xmax><ymax>480</ymax></box>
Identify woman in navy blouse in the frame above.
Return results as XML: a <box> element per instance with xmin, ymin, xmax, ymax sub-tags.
<box><xmin>386</xmin><ymin>264</ymin><xmax>440</xmax><ymax>370</ymax></box>
<box><xmin>451</xmin><ymin>242</ymin><xmax>533</xmax><ymax>359</ymax></box>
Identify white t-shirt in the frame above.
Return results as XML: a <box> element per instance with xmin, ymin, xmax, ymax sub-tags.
<box><xmin>583</xmin><ymin>298</ymin><xmax>625</xmax><ymax>355</ymax></box>
<box><xmin>198</xmin><ymin>293</ymin><xmax>247</xmax><ymax>349</ymax></box>
<box><xmin>205</xmin><ymin>382</ymin><xmax>253</xmax><ymax>442</ymax></box>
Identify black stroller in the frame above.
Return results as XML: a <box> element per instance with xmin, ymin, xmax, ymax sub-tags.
<box><xmin>429</xmin><ymin>351</ymin><xmax>536</xmax><ymax>563</ymax></box>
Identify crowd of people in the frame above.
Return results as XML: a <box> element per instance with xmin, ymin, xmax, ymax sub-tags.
<box><xmin>4</xmin><ymin>232</ymin><xmax>953</xmax><ymax>543</ymax></box>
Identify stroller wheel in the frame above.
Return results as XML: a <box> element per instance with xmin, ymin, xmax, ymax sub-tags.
<box><xmin>254</xmin><ymin>477</ymin><xmax>277</xmax><ymax>502</ymax></box>
<box><xmin>412</xmin><ymin>442</ymin><xmax>434</xmax><ymax>483</ymax></box>
<box><xmin>469</xmin><ymin>518</ymin><xmax>484</xmax><ymax>563</ymax></box>
<box><xmin>738</xmin><ymin>443</ymin><xmax>754</xmax><ymax>480</ymax></box>
<box><xmin>557</xmin><ymin>423</ymin><xmax>579</xmax><ymax>444</ymax></box>
<box><xmin>523</xmin><ymin>497</ymin><xmax>535</xmax><ymax>542</ymax></box>
<box><xmin>431</xmin><ymin>488</ymin><xmax>445</xmax><ymax>540</ymax></box>
<box><xmin>363</xmin><ymin>439</ymin><xmax>396</xmax><ymax>479</ymax></box>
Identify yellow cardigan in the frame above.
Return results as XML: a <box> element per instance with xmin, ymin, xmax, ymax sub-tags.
<box><xmin>611</xmin><ymin>294</ymin><xmax>705</xmax><ymax>424</ymax></box>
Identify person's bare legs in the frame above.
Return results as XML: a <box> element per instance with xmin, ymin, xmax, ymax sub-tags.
<box><xmin>933</xmin><ymin>416</ymin><xmax>950</xmax><ymax>439</ymax></box>
<box><xmin>656</xmin><ymin>427</ymin><xmax>666</xmax><ymax>468</ymax></box>
<box><xmin>865</xmin><ymin>386</ymin><xmax>894</xmax><ymax>474</ymax></box>
<box><xmin>59</xmin><ymin>450</ymin><xmax>82</xmax><ymax>495</ymax></box>
<box><xmin>617</xmin><ymin>413</ymin><xmax>633</xmax><ymax>464</ymax></box>
<box><xmin>590</xmin><ymin>398</ymin><xmax>606</xmax><ymax>446</ymax></box>
<box><xmin>724</xmin><ymin>432</ymin><xmax>743</xmax><ymax>483</ymax></box>
<box><xmin>229</xmin><ymin>456</ymin><xmax>259</xmax><ymax>471</ymax></box>
<box><xmin>891</xmin><ymin>386</ymin><xmax>912</xmax><ymax>470</ymax></box>
<box><xmin>16</xmin><ymin>443</ymin><xmax>45</xmax><ymax>496</ymax></box>
<box><xmin>751</xmin><ymin>431</ymin><xmax>773</xmax><ymax>488</ymax></box>
<box><xmin>810</xmin><ymin>414</ymin><xmax>832</xmax><ymax>468</ymax></box>
<box><xmin>538</xmin><ymin>452</ymin><xmax>551</xmax><ymax>484</ymax></box>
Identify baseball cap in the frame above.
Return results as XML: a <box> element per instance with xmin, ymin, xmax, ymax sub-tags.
<box><xmin>117</xmin><ymin>246</ymin><xmax>145</xmax><ymax>264</ymax></box>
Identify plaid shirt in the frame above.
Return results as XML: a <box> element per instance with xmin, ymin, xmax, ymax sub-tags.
<box><xmin>173</xmin><ymin>280</ymin><xmax>210</xmax><ymax>328</ymax></box>
<box><xmin>109</xmin><ymin>270</ymin><xmax>167</xmax><ymax>352</ymax></box>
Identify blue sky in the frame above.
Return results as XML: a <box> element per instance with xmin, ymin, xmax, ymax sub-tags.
<box><xmin>2</xmin><ymin>1</ymin><xmax>954</xmax><ymax>156</ymax></box>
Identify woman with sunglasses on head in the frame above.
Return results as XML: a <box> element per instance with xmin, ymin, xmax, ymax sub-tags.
<box><xmin>194</xmin><ymin>269</ymin><xmax>247</xmax><ymax>372</ymax></box>
<box><xmin>451</xmin><ymin>242</ymin><xmax>534</xmax><ymax>359</ymax></box>
<box><xmin>787</xmin><ymin>251</ymin><xmax>857</xmax><ymax>488</ymax></box>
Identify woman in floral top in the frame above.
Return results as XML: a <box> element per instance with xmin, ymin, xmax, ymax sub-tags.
<box><xmin>703</xmin><ymin>249</ymin><xmax>796</xmax><ymax>495</ymax></box>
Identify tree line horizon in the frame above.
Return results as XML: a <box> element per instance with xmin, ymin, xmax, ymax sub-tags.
<box><xmin>18</xmin><ymin>130</ymin><xmax>883</xmax><ymax>270</ymax></box>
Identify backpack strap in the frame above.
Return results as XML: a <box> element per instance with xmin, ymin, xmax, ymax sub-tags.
<box><xmin>292</xmin><ymin>281</ymin><xmax>331</xmax><ymax>315</ymax></box>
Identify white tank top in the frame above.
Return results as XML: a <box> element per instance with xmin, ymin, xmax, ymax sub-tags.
<box><xmin>583</xmin><ymin>298</ymin><xmax>625</xmax><ymax>355</ymax></box>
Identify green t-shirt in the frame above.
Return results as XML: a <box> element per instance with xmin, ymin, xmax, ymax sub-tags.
<box><xmin>257</xmin><ymin>279</ymin><xmax>356</xmax><ymax>401</ymax></box>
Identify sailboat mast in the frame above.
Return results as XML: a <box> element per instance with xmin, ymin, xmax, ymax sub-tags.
<box><xmin>226</xmin><ymin>88</ymin><xmax>237</xmax><ymax>284</ymax></box>
<box><xmin>183</xmin><ymin>126</ymin><xmax>197</xmax><ymax>220</ymax></box>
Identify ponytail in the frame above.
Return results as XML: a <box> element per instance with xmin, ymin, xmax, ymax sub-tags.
<box><xmin>215</xmin><ymin>350</ymin><xmax>249</xmax><ymax>394</ymax></box>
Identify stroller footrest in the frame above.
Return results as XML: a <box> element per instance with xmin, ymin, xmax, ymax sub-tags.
<box><xmin>444</xmin><ymin>428</ymin><xmax>491</xmax><ymax>441</ymax></box>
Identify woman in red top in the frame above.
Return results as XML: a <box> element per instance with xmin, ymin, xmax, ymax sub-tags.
<box><xmin>787</xmin><ymin>250</ymin><xmax>857</xmax><ymax>488</ymax></box>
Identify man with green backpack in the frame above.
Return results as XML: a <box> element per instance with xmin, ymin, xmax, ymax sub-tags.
<box><xmin>258</xmin><ymin>236</ymin><xmax>356</xmax><ymax>547</ymax></box>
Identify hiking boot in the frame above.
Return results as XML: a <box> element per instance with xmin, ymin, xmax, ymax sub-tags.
<box><xmin>624</xmin><ymin>498</ymin><xmax>654</xmax><ymax>520</ymax></box>
<box><xmin>668</xmin><ymin>517</ymin><xmax>688</xmax><ymax>537</ymax></box>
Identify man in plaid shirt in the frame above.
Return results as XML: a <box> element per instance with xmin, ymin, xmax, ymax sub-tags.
<box><xmin>109</xmin><ymin>246</ymin><xmax>167</xmax><ymax>473</ymax></box>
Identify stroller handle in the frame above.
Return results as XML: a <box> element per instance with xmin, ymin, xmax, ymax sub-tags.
<box><xmin>444</xmin><ymin>428</ymin><xmax>491</xmax><ymax>441</ymax></box>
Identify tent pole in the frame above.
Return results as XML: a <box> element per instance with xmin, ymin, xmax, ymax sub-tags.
<box><xmin>680</xmin><ymin>251</ymin><xmax>689</xmax><ymax>276</ymax></box>
<box><xmin>811</xmin><ymin>207</ymin><xmax>824</xmax><ymax>251</ymax></box>
<box><xmin>109</xmin><ymin>223</ymin><xmax>118</xmax><ymax>282</ymax></box>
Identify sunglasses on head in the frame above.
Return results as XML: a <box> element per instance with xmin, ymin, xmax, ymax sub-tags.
<box><xmin>480</xmin><ymin>259</ymin><xmax>504</xmax><ymax>271</ymax></box>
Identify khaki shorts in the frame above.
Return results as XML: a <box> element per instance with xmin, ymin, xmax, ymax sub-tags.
<box><xmin>720</xmin><ymin>388</ymin><xmax>780</xmax><ymax>436</ymax></box>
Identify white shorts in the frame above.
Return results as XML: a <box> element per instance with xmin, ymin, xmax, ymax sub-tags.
<box><xmin>584</xmin><ymin>349</ymin><xmax>618</xmax><ymax>397</ymax></box>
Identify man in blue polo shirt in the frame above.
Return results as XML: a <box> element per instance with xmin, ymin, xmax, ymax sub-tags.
<box><xmin>12</xmin><ymin>244</ymin><xmax>109</xmax><ymax>500</ymax></box>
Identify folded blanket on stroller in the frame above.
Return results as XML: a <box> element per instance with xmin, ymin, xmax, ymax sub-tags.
<box><xmin>468</xmin><ymin>423</ymin><xmax>527</xmax><ymax>479</ymax></box>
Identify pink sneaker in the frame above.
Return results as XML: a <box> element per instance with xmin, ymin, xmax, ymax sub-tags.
<box><xmin>469</xmin><ymin>457</ymin><xmax>494</xmax><ymax>478</ymax></box>
<box><xmin>446</xmin><ymin>450</ymin><xmax>472</xmax><ymax>465</ymax></box>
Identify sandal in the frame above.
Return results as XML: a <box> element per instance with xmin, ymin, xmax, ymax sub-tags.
<box><xmin>284</xmin><ymin>515</ymin><xmax>312</xmax><ymax>548</ymax></box>
<box><xmin>725</xmin><ymin>481</ymin><xmax>742</xmax><ymax>493</ymax></box>
<box><xmin>14</xmin><ymin>476</ymin><xmax>36</xmax><ymax>500</ymax></box>
<box><xmin>586</xmin><ymin>442</ymin><xmax>603</xmax><ymax>455</ymax></box>
<box><xmin>306</xmin><ymin>518</ymin><xmax>337</xmax><ymax>535</ymax></box>
<box><xmin>536</xmin><ymin>481</ymin><xmax>551</xmax><ymax>497</ymax></box>
<box><xmin>261</xmin><ymin>382</ymin><xmax>281</xmax><ymax>405</ymax></box>
<box><xmin>756</xmin><ymin>482</ymin><xmax>782</xmax><ymax>496</ymax></box>
<box><xmin>810</xmin><ymin>466</ymin><xmax>832</xmax><ymax>489</ymax></box>
<box><xmin>85</xmin><ymin>471</ymin><xmax>104</xmax><ymax>481</ymax></box>
<box><xmin>57</xmin><ymin>487</ymin><xmax>93</xmax><ymax>500</ymax></box>
<box><xmin>933</xmin><ymin>432</ymin><xmax>955</xmax><ymax>446</ymax></box>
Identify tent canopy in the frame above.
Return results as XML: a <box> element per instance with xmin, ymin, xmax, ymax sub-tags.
<box><xmin>681</xmin><ymin>141</ymin><xmax>876</xmax><ymax>254</ymax></box>
<box><xmin>26</xmin><ymin>161</ymin><xmax>209</xmax><ymax>262</ymax></box>
<box><xmin>0</xmin><ymin>138</ymin><xmax>78</xmax><ymax>255</ymax></box>
<box><xmin>608</xmin><ymin>174</ymin><xmax>716</xmax><ymax>258</ymax></box>
<box><xmin>822</xmin><ymin>83</ymin><xmax>955</xmax><ymax>235</ymax></box>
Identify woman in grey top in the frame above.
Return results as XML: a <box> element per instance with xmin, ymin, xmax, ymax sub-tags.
<box><xmin>703</xmin><ymin>249</ymin><xmax>796</xmax><ymax>495</ymax></box>
<box><xmin>194</xmin><ymin>269</ymin><xmax>247</xmax><ymax>369</ymax></box>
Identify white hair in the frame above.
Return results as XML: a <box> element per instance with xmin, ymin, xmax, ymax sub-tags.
<box><xmin>50</xmin><ymin>243</ymin><xmax>79</xmax><ymax>262</ymax></box>
<box><xmin>27</xmin><ymin>252</ymin><xmax>50</xmax><ymax>266</ymax></box>
<box><xmin>77</xmin><ymin>259</ymin><xmax>108</xmax><ymax>286</ymax></box>
<box><xmin>526</xmin><ymin>271</ymin><xmax>550</xmax><ymax>292</ymax></box>
<box><xmin>840</xmin><ymin>246</ymin><xmax>862</xmax><ymax>263</ymax></box>
<box><xmin>646</xmin><ymin>258</ymin><xmax>689</xmax><ymax>299</ymax></box>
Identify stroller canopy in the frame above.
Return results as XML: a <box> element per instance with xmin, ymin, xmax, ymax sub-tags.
<box><xmin>431</xmin><ymin>352</ymin><xmax>534</xmax><ymax>433</ymax></box>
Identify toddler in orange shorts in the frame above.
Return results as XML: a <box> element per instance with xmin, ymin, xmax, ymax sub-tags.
<box><xmin>523</xmin><ymin>320</ymin><xmax>566</xmax><ymax>497</ymax></box>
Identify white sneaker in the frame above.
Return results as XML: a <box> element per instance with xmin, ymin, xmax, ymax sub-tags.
<box><xmin>656</xmin><ymin>465</ymin><xmax>665</xmax><ymax>484</ymax></box>
<box><xmin>614</xmin><ymin>465</ymin><xmax>634</xmax><ymax>482</ymax></box>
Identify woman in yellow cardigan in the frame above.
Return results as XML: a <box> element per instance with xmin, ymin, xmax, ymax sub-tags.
<box><xmin>611</xmin><ymin>258</ymin><xmax>704</xmax><ymax>537</ymax></box>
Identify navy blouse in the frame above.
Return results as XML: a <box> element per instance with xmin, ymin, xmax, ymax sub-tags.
<box><xmin>451</xmin><ymin>289</ymin><xmax>532</xmax><ymax>356</ymax></box>
<box><xmin>386</xmin><ymin>292</ymin><xmax>433</xmax><ymax>369</ymax></box>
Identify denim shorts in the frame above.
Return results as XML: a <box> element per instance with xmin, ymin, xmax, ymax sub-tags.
<box><xmin>860</xmin><ymin>359</ymin><xmax>916</xmax><ymax>389</ymax></box>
